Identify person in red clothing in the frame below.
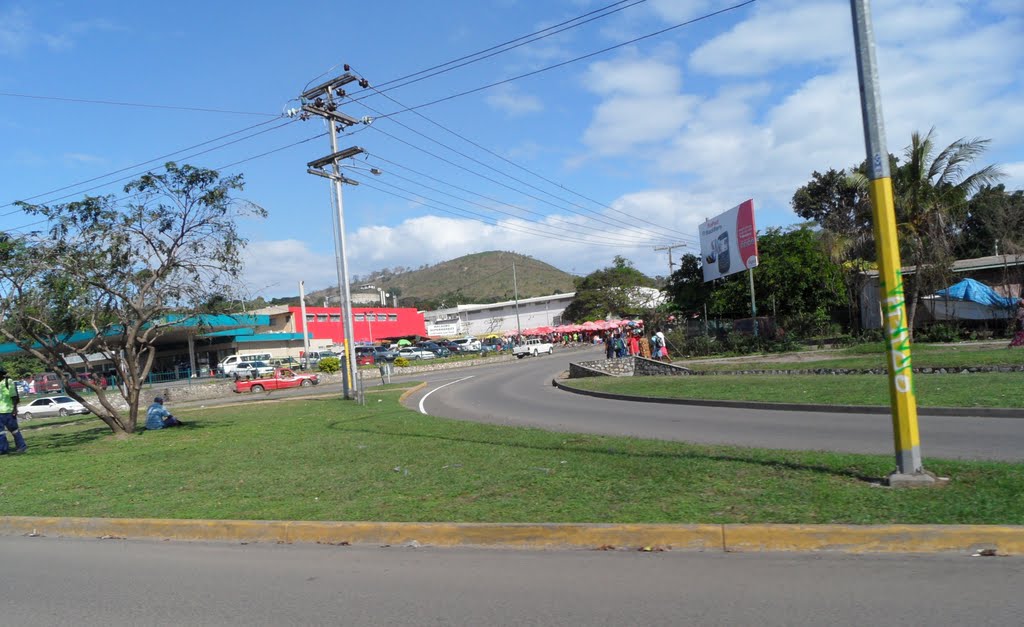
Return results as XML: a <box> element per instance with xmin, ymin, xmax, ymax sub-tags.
<box><xmin>627</xmin><ymin>332</ymin><xmax>639</xmax><ymax>356</ymax></box>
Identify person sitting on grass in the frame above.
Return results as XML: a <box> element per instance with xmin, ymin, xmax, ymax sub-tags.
<box><xmin>145</xmin><ymin>397</ymin><xmax>183</xmax><ymax>430</ymax></box>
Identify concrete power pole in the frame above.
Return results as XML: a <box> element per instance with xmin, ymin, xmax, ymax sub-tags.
<box><xmin>653</xmin><ymin>244</ymin><xmax>690</xmax><ymax>276</ymax></box>
<box><xmin>296</xmin><ymin>68</ymin><xmax>373</xmax><ymax>403</ymax></box>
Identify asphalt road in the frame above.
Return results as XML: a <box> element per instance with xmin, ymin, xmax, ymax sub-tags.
<box><xmin>3</xmin><ymin>535</ymin><xmax>1021</xmax><ymax>626</ymax></box>
<box><xmin>408</xmin><ymin>346</ymin><xmax>1024</xmax><ymax>462</ymax></box>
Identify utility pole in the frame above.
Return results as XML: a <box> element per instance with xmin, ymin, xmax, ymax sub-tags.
<box><xmin>298</xmin><ymin>281</ymin><xmax>312</xmax><ymax>370</ymax></box>
<box><xmin>653</xmin><ymin>243</ymin><xmax>690</xmax><ymax>276</ymax></box>
<box><xmin>850</xmin><ymin>0</ymin><xmax>928</xmax><ymax>484</ymax></box>
<box><xmin>297</xmin><ymin>67</ymin><xmax>373</xmax><ymax>403</ymax></box>
<box><xmin>512</xmin><ymin>259</ymin><xmax>522</xmax><ymax>338</ymax></box>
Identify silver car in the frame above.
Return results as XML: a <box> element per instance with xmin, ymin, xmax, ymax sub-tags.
<box><xmin>398</xmin><ymin>347</ymin><xmax>436</xmax><ymax>360</ymax></box>
<box><xmin>19</xmin><ymin>396</ymin><xmax>89</xmax><ymax>418</ymax></box>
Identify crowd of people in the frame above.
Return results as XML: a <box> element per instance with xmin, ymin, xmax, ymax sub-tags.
<box><xmin>601</xmin><ymin>330</ymin><xmax>669</xmax><ymax>361</ymax></box>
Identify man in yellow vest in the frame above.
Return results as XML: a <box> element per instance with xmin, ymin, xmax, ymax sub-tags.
<box><xmin>0</xmin><ymin>366</ymin><xmax>27</xmax><ymax>454</ymax></box>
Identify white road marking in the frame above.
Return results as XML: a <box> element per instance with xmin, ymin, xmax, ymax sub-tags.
<box><xmin>418</xmin><ymin>375</ymin><xmax>475</xmax><ymax>415</ymax></box>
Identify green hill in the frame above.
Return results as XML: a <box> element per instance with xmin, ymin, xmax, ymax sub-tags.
<box><xmin>301</xmin><ymin>251</ymin><xmax>576</xmax><ymax>310</ymax></box>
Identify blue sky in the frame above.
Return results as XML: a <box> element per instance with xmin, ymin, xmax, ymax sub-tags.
<box><xmin>2</xmin><ymin>0</ymin><xmax>1022</xmax><ymax>299</ymax></box>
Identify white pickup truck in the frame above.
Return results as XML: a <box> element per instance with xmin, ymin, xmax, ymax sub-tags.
<box><xmin>513</xmin><ymin>338</ymin><xmax>554</xmax><ymax>359</ymax></box>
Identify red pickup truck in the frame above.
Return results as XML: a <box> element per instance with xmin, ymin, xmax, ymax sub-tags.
<box><xmin>233</xmin><ymin>368</ymin><xmax>319</xmax><ymax>393</ymax></box>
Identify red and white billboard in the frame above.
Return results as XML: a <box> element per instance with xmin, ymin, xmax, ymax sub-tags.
<box><xmin>698</xmin><ymin>199</ymin><xmax>758</xmax><ymax>282</ymax></box>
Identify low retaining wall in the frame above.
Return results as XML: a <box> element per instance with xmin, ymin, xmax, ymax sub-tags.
<box><xmin>690</xmin><ymin>365</ymin><xmax>1024</xmax><ymax>376</ymax></box>
<box><xmin>569</xmin><ymin>357</ymin><xmax>692</xmax><ymax>378</ymax></box>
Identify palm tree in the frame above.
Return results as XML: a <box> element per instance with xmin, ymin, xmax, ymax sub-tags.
<box><xmin>893</xmin><ymin>128</ymin><xmax>1003</xmax><ymax>336</ymax></box>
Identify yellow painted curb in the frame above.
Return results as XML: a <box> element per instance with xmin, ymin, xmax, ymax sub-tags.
<box><xmin>398</xmin><ymin>382</ymin><xmax>428</xmax><ymax>404</ymax></box>
<box><xmin>2</xmin><ymin>517</ymin><xmax>1023</xmax><ymax>554</ymax></box>
<box><xmin>724</xmin><ymin>524</ymin><xmax>1024</xmax><ymax>554</ymax></box>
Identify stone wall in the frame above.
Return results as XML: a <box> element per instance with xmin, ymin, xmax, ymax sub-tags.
<box><xmin>569</xmin><ymin>357</ymin><xmax>692</xmax><ymax>378</ymax></box>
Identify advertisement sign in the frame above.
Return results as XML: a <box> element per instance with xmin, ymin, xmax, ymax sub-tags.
<box><xmin>699</xmin><ymin>199</ymin><xmax>758</xmax><ymax>282</ymax></box>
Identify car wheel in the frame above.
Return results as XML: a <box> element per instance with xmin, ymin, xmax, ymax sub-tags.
<box><xmin>517</xmin><ymin>354</ymin><xmax>525</xmax><ymax>359</ymax></box>
<box><xmin>300</xmin><ymin>379</ymin><xmax>312</xmax><ymax>387</ymax></box>
<box><xmin>533</xmin><ymin>349</ymin><xmax>539</xmax><ymax>356</ymax></box>
<box><xmin>548</xmin><ymin>348</ymin><xmax>553</xmax><ymax>354</ymax></box>
<box><xmin>251</xmin><ymin>384</ymin><xmax>265</xmax><ymax>393</ymax></box>
<box><xmin>59</xmin><ymin>408</ymin><xmax>68</xmax><ymax>417</ymax></box>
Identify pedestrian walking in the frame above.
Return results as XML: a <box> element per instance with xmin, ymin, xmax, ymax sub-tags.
<box><xmin>0</xmin><ymin>366</ymin><xmax>27</xmax><ymax>454</ymax></box>
<box><xmin>628</xmin><ymin>332</ymin><xmax>639</xmax><ymax>356</ymax></box>
<box><xmin>1010</xmin><ymin>299</ymin><xmax>1024</xmax><ymax>348</ymax></box>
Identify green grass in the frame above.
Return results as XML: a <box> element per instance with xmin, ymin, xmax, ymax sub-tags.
<box><xmin>1</xmin><ymin>391</ymin><xmax>1022</xmax><ymax>524</ymax></box>
<box><xmin>565</xmin><ymin>373</ymin><xmax>1024</xmax><ymax>408</ymax></box>
<box><xmin>683</xmin><ymin>343</ymin><xmax>1024</xmax><ymax>372</ymax></box>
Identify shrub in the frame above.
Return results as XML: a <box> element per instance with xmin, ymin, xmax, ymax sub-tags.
<box><xmin>317</xmin><ymin>357</ymin><xmax>341</xmax><ymax>373</ymax></box>
<box><xmin>393</xmin><ymin>357</ymin><xmax>410</xmax><ymax>368</ymax></box>
<box><xmin>916</xmin><ymin>323</ymin><xmax>960</xmax><ymax>343</ymax></box>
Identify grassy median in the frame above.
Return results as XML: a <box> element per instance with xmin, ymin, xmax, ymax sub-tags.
<box><xmin>564</xmin><ymin>372</ymin><xmax>1024</xmax><ymax>408</ymax></box>
<box><xmin>1</xmin><ymin>390</ymin><xmax>1022</xmax><ymax>525</ymax></box>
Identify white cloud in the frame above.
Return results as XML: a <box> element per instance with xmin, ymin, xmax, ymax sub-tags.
<box><xmin>485</xmin><ymin>84</ymin><xmax>543</xmax><ymax>116</ymax></box>
<box><xmin>63</xmin><ymin>152</ymin><xmax>106</xmax><ymax>166</ymax></box>
<box><xmin>242</xmin><ymin>239</ymin><xmax>338</xmax><ymax>297</ymax></box>
<box><xmin>0</xmin><ymin>9</ymin><xmax>120</xmax><ymax>55</ymax></box>
<box><xmin>0</xmin><ymin>7</ymin><xmax>32</xmax><ymax>54</ymax></box>
<box><xmin>580</xmin><ymin>55</ymin><xmax>698</xmax><ymax>156</ymax></box>
<box><xmin>689</xmin><ymin>1</ymin><xmax>851</xmax><ymax>76</ymax></box>
<box><xmin>1001</xmin><ymin>162</ymin><xmax>1024</xmax><ymax>192</ymax></box>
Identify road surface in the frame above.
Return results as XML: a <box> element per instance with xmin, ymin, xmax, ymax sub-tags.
<box><xmin>408</xmin><ymin>346</ymin><xmax>1024</xmax><ymax>461</ymax></box>
<box><xmin>2</xmin><ymin>535</ymin><xmax>1021</xmax><ymax>626</ymax></box>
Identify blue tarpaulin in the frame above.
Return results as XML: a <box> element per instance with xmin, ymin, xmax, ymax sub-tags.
<box><xmin>934</xmin><ymin>278</ymin><xmax>1016</xmax><ymax>309</ymax></box>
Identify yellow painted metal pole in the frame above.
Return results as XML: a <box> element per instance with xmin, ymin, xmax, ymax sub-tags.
<box><xmin>851</xmin><ymin>0</ymin><xmax>924</xmax><ymax>475</ymax></box>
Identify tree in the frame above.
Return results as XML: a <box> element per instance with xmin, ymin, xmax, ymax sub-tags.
<box><xmin>561</xmin><ymin>256</ymin><xmax>658</xmax><ymax>322</ymax></box>
<box><xmin>0</xmin><ymin>162</ymin><xmax>265</xmax><ymax>436</ymax></box>
<box><xmin>792</xmin><ymin>168</ymin><xmax>877</xmax><ymax>332</ymax></box>
<box><xmin>957</xmin><ymin>185</ymin><xmax>1024</xmax><ymax>258</ymax></box>
<box><xmin>893</xmin><ymin>129</ymin><xmax>1003</xmax><ymax>335</ymax></box>
<box><xmin>665</xmin><ymin>253</ymin><xmax>714</xmax><ymax>313</ymax></box>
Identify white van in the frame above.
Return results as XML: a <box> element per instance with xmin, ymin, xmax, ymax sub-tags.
<box><xmin>299</xmin><ymin>349</ymin><xmax>338</xmax><ymax>366</ymax></box>
<box><xmin>219</xmin><ymin>353</ymin><xmax>273</xmax><ymax>376</ymax></box>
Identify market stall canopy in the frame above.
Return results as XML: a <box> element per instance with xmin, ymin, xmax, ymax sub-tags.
<box><xmin>396</xmin><ymin>338</ymin><xmax>412</xmax><ymax>346</ymax></box>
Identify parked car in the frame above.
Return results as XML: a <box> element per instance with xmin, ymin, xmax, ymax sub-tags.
<box><xmin>355</xmin><ymin>347</ymin><xmax>376</xmax><ymax>366</ymax></box>
<box><xmin>19</xmin><ymin>395</ymin><xmax>89</xmax><ymax>418</ymax></box>
<box><xmin>270</xmin><ymin>357</ymin><xmax>304</xmax><ymax>370</ymax></box>
<box><xmin>415</xmin><ymin>341</ymin><xmax>450</xmax><ymax>358</ymax></box>
<box><xmin>372</xmin><ymin>345</ymin><xmax>399</xmax><ymax>362</ymax></box>
<box><xmin>398</xmin><ymin>347</ymin><xmax>436</xmax><ymax>360</ymax></box>
<box><xmin>31</xmin><ymin>373</ymin><xmax>62</xmax><ymax>393</ymax></box>
<box><xmin>450</xmin><ymin>337</ymin><xmax>482</xmax><ymax>352</ymax></box>
<box><xmin>67</xmin><ymin>373</ymin><xmax>108</xmax><ymax>391</ymax></box>
<box><xmin>232</xmin><ymin>361</ymin><xmax>276</xmax><ymax>379</ymax></box>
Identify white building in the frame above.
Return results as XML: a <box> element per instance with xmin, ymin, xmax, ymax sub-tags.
<box><xmin>423</xmin><ymin>293</ymin><xmax>576</xmax><ymax>337</ymax></box>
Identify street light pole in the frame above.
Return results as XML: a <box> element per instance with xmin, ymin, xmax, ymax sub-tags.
<box><xmin>850</xmin><ymin>0</ymin><xmax>928</xmax><ymax>484</ymax></box>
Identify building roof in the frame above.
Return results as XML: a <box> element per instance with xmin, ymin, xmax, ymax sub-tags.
<box><xmin>425</xmin><ymin>292</ymin><xmax>576</xmax><ymax>317</ymax></box>
<box><xmin>864</xmin><ymin>254</ymin><xmax>1024</xmax><ymax>277</ymax></box>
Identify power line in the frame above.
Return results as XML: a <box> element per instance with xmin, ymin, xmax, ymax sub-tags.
<box><xmin>0</xmin><ymin>91</ymin><xmax>278</xmax><ymax>117</ymax></box>
<box><xmin>348</xmin><ymin>172</ymin><xmax>656</xmax><ymax>249</ymax></box>
<box><xmin>371</xmin><ymin>1</ymin><xmax>757</xmax><ymax>119</ymax></box>
<box><xmin>363</xmin><ymin>154</ymin><xmax>668</xmax><ymax>247</ymax></box>
<box><xmin>366</xmin><ymin>123</ymin><xmax>677</xmax><ymax>246</ymax></box>
<box><xmin>4</xmin><ymin>119</ymin><xmax>297</xmax><ymax>215</ymax></box>
<box><xmin>356</xmin><ymin>83</ymin><xmax>698</xmax><ymax>245</ymax></box>
<box><xmin>1</xmin><ymin>117</ymin><xmax>289</xmax><ymax>212</ymax></box>
<box><xmin>344</xmin><ymin>0</ymin><xmax>647</xmax><ymax>102</ymax></box>
<box><xmin>4</xmin><ymin>129</ymin><xmax>322</xmax><ymax>234</ymax></box>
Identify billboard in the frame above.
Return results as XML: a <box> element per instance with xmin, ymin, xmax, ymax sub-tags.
<box><xmin>698</xmin><ymin>199</ymin><xmax>758</xmax><ymax>282</ymax></box>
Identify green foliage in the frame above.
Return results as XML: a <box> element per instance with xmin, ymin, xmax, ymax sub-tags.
<box><xmin>0</xmin><ymin>162</ymin><xmax>264</xmax><ymax>434</ymax></box>
<box><xmin>317</xmin><ymin>357</ymin><xmax>341</xmax><ymax>373</ymax></box>
<box><xmin>393</xmin><ymin>357</ymin><xmax>411</xmax><ymax>368</ymax></box>
<box><xmin>665</xmin><ymin>254</ymin><xmax>714</xmax><ymax>313</ymax></box>
<box><xmin>0</xmin><ymin>355</ymin><xmax>48</xmax><ymax>377</ymax></box>
<box><xmin>562</xmin><ymin>256</ymin><xmax>658</xmax><ymax>322</ymax></box>
<box><xmin>958</xmin><ymin>185</ymin><xmax>1024</xmax><ymax>258</ymax></box>
<box><xmin>915</xmin><ymin>323</ymin><xmax>962</xmax><ymax>343</ymax></box>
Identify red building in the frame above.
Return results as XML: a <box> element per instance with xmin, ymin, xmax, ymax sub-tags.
<box><xmin>292</xmin><ymin>306</ymin><xmax>426</xmax><ymax>344</ymax></box>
